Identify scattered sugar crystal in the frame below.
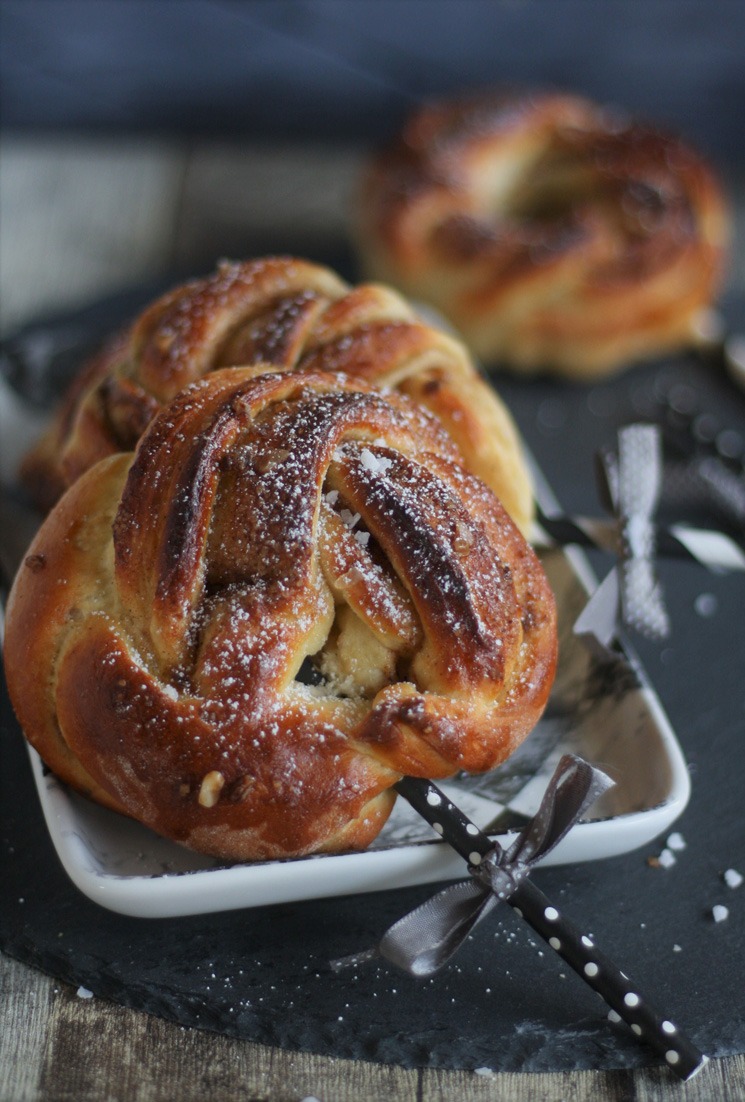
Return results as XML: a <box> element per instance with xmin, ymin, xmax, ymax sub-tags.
<box><xmin>360</xmin><ymin>447</ymin><xmax>393</xmax><ymax>475</ymax></box>
<box><xmin>355</xmin><ymin>531</ymin><xmax>370</xmax><ymax>547</ymax></box>
<box><xmin>712</xmin><ymin>905</ymin><xmax>729</xmax><ymax>923</ymax></box>
<box><xmin>324</xmin><ymin>490</ymin><xmax>339</xmax><ymax>506</ymax></box>
<box><xmin>658</xmin><ymin>848</ymin><xmax>676</xmax><ymax>869</ymax></box>
<box><xmin>694</xmin><ymin>593</ymin><xmax>718</xmax><ymax>618</ymax></box>
<box><xmin>673</xmin><ymin>944</ymin><xmax>682</xmax><ymax>952</ymax></box>
<box><xmin>77</xmin><ymin>986</ymin><xmax>93</xmax><ymax>999</ymax></box>
<box><xmin>667</xmin><ymin>832</ymin><xmax>686</xmax><ymax>851</ymax></box>
<box><xmin>162</xmin><ymin>684</ymin><xmax>178</xmax><ymax>701</ymax></box>
<box><xmin>724</xmin><ymin>869</ymin><xmax>743</xmax><ymax>889</ymax></box>
<box><xmin>340</xmin><ymin>509</ymin><xmax>360</xmax><ymax>530</ymax></box>
<box><xmin>474</xmin><ymin>1067</ymin><xmax>497</xmax><ymax>1078</ymax></box>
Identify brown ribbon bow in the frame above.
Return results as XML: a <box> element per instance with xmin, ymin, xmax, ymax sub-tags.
<box><xmin>373</xmin><ymin>756</ymin><xmax>613</xmax><ymax>977</ymax></box>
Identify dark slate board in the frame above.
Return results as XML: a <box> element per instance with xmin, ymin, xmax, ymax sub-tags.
<box><xmin>1</xmin><ymin>280</ymin><xmax>744</xmax><ymax>1073</ymax></box>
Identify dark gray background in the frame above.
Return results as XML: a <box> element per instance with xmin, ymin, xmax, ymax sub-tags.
<box><xmin>2</xmin><ymin>0</ymin><xmax>745</xmax><ymax>163</ymax></box>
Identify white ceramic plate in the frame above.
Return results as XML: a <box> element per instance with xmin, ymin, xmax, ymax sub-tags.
<box><xmin>24</xmin><ymin>531</ymin><xmax>691</xmax><ymax>918</ymax></box>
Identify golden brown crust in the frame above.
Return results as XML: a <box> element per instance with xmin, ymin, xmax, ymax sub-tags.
<box><xmin>356</xmin><ymin>90</ymin><xmax>730</xmax><ymax>377</ymax></box>
<box><xmin>5</xmin><ymin>369</ymin><xmax>557</xmax><ymax>861</ymax></box>
<box><xmin>20</xmin><ymin>256</ymin><xmax>533</xmax><ymax>534</ymax></box>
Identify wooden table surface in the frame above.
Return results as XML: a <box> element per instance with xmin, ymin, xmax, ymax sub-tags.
<box><xmin>1</xmin><ymin>137</ymin><xmax>744</xmax><ymax>1102</ymax></box>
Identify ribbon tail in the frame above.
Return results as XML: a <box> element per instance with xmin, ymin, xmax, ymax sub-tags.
<box><xmin>379</xmin><ymin>879</ymin><xmax>495</xmax><ymax>977</ymax></box>
<box><xmin>573</xmin><ymin>568</ymin><xmax>622</xmax><ymax>657</ymax></box>
<box><xmin>619</xmin><ymin>557</ymin><xmax>670</xmax><ymax>640</ymax></box>
<box><xmin>505</xmin><ymin>755</ymin><xmax>615</xmax><ymax>867</ymax></box>
<box><xmin>338</xmin><ymin>755</ymin><xmax>614</xmax><ymax>979</ymax></box>
<box><xmin>590</xmin><ymin>424</ymin><xmax>672</xmax><ymax>643</ymax></box>
<box><xmin>615</xmin><ymin>425</ymin><xmax>670</xmax><ymax>641</ymax></box>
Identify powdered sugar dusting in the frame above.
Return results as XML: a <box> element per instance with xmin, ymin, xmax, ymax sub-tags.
<box><xmin>61</xmin><ymin>362</ymin><xmax>554</xmax><ymax>862</ymax></box>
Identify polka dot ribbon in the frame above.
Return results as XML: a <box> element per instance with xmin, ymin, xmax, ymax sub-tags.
<box><xmin>334</xmin><ymin>755</ymin><xmax>708</xmax><ymax>1080</ymax></box>
<box><xmin>378</xmin><ymin>755</ymin><xmax>612</xmax><ymax>977</ymax></box>
<box><xmin>379</xmin><ymin>755</ymin><xmax>708</xmax><ymax>1082</ymax></box>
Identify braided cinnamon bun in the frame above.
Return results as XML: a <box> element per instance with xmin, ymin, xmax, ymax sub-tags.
<box><xmin>5</xmin><ymin>369</ymin><xmax>556</xmax><ymax>861</ymax></box>
<box><xmin>356</xmin><ymin>90</ymin><xmax>729</xmax><ymax>378</ymax></box>
<box><xmin>21</xmin><ymin>255</ymin><xmax>533</xmax><ymax>534</ymax></box>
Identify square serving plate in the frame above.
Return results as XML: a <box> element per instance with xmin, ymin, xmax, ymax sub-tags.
<box><xmin>0</xmin><ymin>359</ymin><xmax>690</xmax><ymax>919</ymax></box>
<box><xmin>20</xmin><ymin>519</ymin><xmax>690</xmax><ymax>919</ymax></box>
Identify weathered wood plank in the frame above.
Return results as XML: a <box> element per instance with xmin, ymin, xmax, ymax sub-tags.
<box><xmin>17</xmin><ymin>968</ymin><xmax>418</xmax><ymax>1102</ymax></box>
<box><xmin>3</xmin><ymin>143</ymin><xmax>742</xmax><ymax>338</ymax></box>
<box><xmin>7</xmin><ymin>957</ymin><xmax>743</xmax><ymax>1102</ymax></box>
<box><xmin>421</xmin><ymin>1065</ymin><xmax>631</xmax><ymax>1101</ymax></box>
<box><xmin>0</xmin><ymin>138</ymin><xmax>185</xmax><ymax>335</ymax></box>
<box><xmin>421</xmin><ymin>1056</ymin><xmax>745</xmax><ymax>1101</ymax></box>
<box><xmin>174</xmin><ymin>142</ymin><xmax>364</xmax><ymax>270</ymax></box>
<box><xmin>0</xmin><ymin>955</ymin><xmax>52</xmax><ymax>1101</ymax></box>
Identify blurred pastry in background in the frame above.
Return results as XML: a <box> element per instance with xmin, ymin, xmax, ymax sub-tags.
<box><xmin>356</xmin><ymin>89</ymin><xmax>730</xmax><ymax>379</ymax></box>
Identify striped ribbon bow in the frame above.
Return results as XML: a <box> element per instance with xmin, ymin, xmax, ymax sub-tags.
<box><xmin>570</xmin><ymin>424</ymin><xmax>671</xmax><ymax>648</ymax></box>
